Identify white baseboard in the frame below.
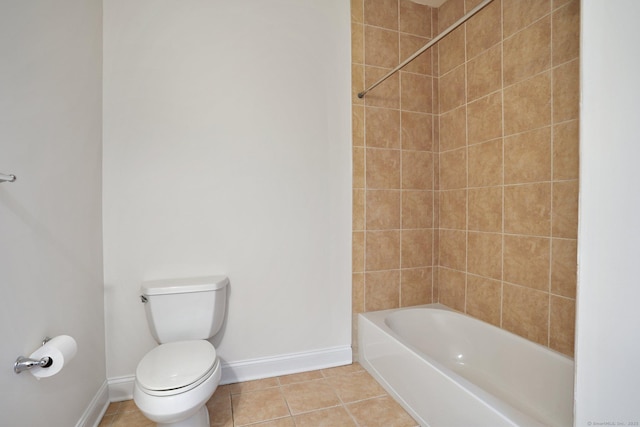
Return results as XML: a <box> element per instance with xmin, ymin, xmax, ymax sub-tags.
<box><xmin>219</xmin><ymin>345</ymin><xmax>353</xmax><ymax>384</ymax></box>
<box><xmin>108</xmin><ymin>375</ymin><xmax>136</xmax><ymax>401</ymax></box>
<box><xmin>75</xmin><ymin>380</ymin><xmax>110</xmax><ymax>427</ymax></box>
<box><xmin>107</xmin><ymin>345</ymin><xmax>352</xmax><ymax>400</ymax></box>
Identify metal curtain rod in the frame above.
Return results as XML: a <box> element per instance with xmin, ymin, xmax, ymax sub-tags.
<box><xmin>358</xmin><ymin>0</ymin><xmax>494</xmax><ymax>99</ymax></box>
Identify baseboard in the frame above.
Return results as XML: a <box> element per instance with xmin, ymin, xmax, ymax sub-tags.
<box><xmin>106</xmin><ymin>345</ymin><xmax>352</xmax><ymax>399</ymax></box>
<box><xmin>75</xmin><ymin>380</ymin><xmax>109</xmax><ymax>427</ymax></box>
<box><xmin>108</xmin><ymin>375</ymin><xmax>136</xmax><ymax>401</ymax></box>
<box><xmin>219</xmin><ymin>345</ymin><xmax>353</xmax><ymax>384</ymax></box>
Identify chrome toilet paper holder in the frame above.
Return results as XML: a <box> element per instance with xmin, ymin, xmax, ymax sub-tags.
<box><xmin>0</xmin><ymin>172</ymin><xmax>17</xmax><ymax>183</ymax></box>
<box><xmin>14</xmin><ymin>337</ymin><xmax>52</xmax><ymax>374</ymax></box>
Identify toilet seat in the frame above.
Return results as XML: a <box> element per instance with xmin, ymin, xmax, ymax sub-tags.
<box><xmin>136</xmin><ymin>340</ymin><xmax>217</xmax><ymax>396</ymax></box>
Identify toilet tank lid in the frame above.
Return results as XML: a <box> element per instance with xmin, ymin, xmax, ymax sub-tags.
<box><xmin>141</xmin><ymin>275</ymin><xmax>229</xmax><ymax>296</ymax></box>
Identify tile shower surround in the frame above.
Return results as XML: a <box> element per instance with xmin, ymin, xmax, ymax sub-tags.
<box><xmin>352</xmin><ymin>0</ymin><xmax>579</xmax><ymax>357</ymax></box>
<box><xmin>351</xmin><ymin>0</ymin><xmax>438</xmax><ymax>361</ymax></box>
<box><xmin>98</xmin><ymin>363</ymin><xmax>418</xmax><ymax>427</ymax></box>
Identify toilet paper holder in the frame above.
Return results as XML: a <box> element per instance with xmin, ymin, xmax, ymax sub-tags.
<box><xmin>0</xmin><ymin>172</ymin><xmax>17</xmax><ymax>183</ymax></box>
<box><xmin>14</xmin><ymin>337</ymin><xmax>53</xmax><ymax>374</ymax></box>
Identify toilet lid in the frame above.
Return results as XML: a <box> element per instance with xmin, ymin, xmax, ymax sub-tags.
<box><xmin>136</xmin><ymin>340</ymin><xmax>216</xmax><ymax>391</ymax></box>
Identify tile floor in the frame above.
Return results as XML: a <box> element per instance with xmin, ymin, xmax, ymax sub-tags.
<box><xmin>98</xmin><ymin>363</ymin><xmax>418</xmax><ymax>427</ymax></box>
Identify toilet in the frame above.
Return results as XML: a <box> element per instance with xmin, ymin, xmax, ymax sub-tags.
<box><xmin>133</xmin><ymin>275</ymin><xmax>229</xmax><ymax>427</ymax></box>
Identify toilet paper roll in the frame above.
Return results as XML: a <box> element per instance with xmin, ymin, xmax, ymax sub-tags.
<box><xmin>28</xmin><ymin>335</ymin><xmax>77</xmax><ymax>379</ymax></box>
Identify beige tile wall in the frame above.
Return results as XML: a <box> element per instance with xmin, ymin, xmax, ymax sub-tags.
<box><xmin>351</xmin><ymin>0</ymin><xmax>437</xmax><ymax>354</ymax></box>
<box><xmin>351</xmin><ymin>0</ymin><xmax>579</xmax><ymax>357</ymax></box>
<box><xmin>436</xmin><ymin>0</ymin><xmax>579</xmax><ymax>356</ymax></box>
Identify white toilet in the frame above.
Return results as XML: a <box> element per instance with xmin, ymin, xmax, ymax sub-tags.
<box><xmin>133</xmin><ymin>275</ymin><xmax>229</xmax><ymax>427</ymax></box>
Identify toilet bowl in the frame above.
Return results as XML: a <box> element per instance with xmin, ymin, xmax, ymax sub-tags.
<box><xmin>133</xmin><ymin>340</ymin><xmax>221</xmax><ymax>427</ymax></box>
<box><xmin>133</xmin><ymin>276</ymin><xmax>229</xmax><ymax>427</ymax></box>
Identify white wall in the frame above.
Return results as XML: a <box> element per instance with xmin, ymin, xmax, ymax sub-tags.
<box><xmin>3</xmin><ymin>0</ymin><xmax>640</xmax><ymax>423</ymax></box>
<box><xmin>103</xmin><ymin>0</ymin><xmax>352</xmax><ymax>382</ymax></box>
<box><xmin>0</xmin><ymin>1</ymin><xmax>106</xmax><ymax>426</ymax></box>
<box><xmin>576</xmin><ymin>0</ymin><xmax>640</xmax><ymax>424</ymax></box>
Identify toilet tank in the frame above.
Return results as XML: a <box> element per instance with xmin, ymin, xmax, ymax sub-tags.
<box><xmin>141</xmin><ymin>276</ymin><xmax>229</xmax><ymax>343</ymax></box>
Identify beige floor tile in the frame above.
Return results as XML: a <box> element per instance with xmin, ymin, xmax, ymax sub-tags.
<box><xmin>98</xmin><ymin>363</ymin><xmax>420</xmax><ymax>427</ymax></box>
<box><xmin>347</xmin><ymin>396</ymin><xmax>418</xmax><ymax>427</ymax></box>
<box><xmin>104</xmin><ymin>402</ymin><xmax>121</xmax><ymax>416</ymax></box>
<box><xmin>325</xmin><ymin>370</ymin><xmax>386</xmax><ymax>403</ymax></box>
<box><xmin>227</xmin><ymin>377</ymin><xmax>280</xmax><ymax>395</ymax></box>
<box><xmin>207</xmin><ymin>392</ymin><xmax>233</xmax><ymax>427</ymax></box>
<box><xmin>277</xmin><ymin>369</ymin><xmax>324</xmax><ymax>385</ymax></box>
<box><xmin>231</xmin><ymin>388</ymin><xmax>290</xmax><ymax>426</ymax></box>
<box><xmin>117</xmin><ymin>400</ymin><xmax>139</xmax><ymax>413</ymax></box>
<box><xmin>213</xmin><ymin>384</ymin><xmax>234</xmax><ymax>397</ymax></box>
<box><xmin>250</xmin><ymin>417</ymin><xmax>296</xmax><ymax>427</ymax></box>
<box><xmin>281</xmin><ymin>379</ymin><xmax>341</xmax><ymax>415</ymax></box>
<box><xmin>98</xmin><ymin>415</ymin><xmax>114</xmax><ymax>427</ymax></box>
<box><xmin>321</xmin><ymin>362</ymin><xmax>364</xmax><ymax>377</ymax></box>
<box><xmin>110</xmin><ymin>409</ymin><xmax>155</xmax><ymax>427</ymax></box>
<box><xmin>294</xmin><ymin>406</ymin><xmax>358</xmax><ymax>427</ymax></box>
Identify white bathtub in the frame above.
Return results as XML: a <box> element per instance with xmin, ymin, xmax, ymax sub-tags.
<box><xmin>358</xmin><ymin>304</ymin><xmax>574</xmax><ymax>427</ymax></box>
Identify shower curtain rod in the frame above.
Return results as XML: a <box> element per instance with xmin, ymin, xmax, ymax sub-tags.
<box><xmin>358</xmin><ymin>0</ymin><xmax>494</xmax><ymax>99</ymax></box>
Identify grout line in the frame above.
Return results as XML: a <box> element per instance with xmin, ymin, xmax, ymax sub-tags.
<box><xmin>362</xmin><ymin>22</ymin><xmax>436</xmax><ymax>41</ymax></box>
<box><xmin>398</xmin><ymin>0</ymin><xmax>404</xmax><ymax>310</ymax></box>
<box><xmin>431</xmin><ymin>18</ymin><xmax>437</xmax><ymax>305</ymax></box>
<box><xmin>499</xmin><ymin>0</ymin><xmax>505</xmax><ymax>331</ymax></box>
<box><xmin>547</xmin><ymin>0</ymin><xmax>556</xmax><ymax>350</ymax></box>
<box><xmin>361</xmin><ymin>0</ymin><xmax>367</xmax><ymax>317</ymax></box>
<box><xmin>341</xmin><ymin>398</ymin><xmax>361</xmax><ymax>427</ymax></box>
<box><xmin>463</xmin><ymin>6</ymin><xmax>469</xmax><ymax>316</ymax></box>
<box><xmin>434</xmin><ymin>4</ymin><xmax>441</xmax><ymax>307</ymax></box>
<box><xmin>278</xmin><ymin>385</ymin><xmax>295</xmax><ymax>424</ymax></box>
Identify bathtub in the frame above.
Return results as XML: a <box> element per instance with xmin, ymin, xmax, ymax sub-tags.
<box><xmin>358</xmin><ymin>304</ymin><xmax>574</xmax><ymax>427</ymax></box>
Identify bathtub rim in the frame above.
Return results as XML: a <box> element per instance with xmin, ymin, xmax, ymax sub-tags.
<box><xmin>358</xmin><ymin>303</ymin><xmax>574</xmax><ymax>427</ymax></box>
<box><xmin>363</xmin><ymin>303</ymin><xmax>574</xmax><ymax>363</ymax></box>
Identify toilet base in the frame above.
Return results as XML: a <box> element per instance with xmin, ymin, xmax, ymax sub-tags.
<box><xmin>156</xmin><ymin>405</ymin><xmax>209</xmax><ymax>427</ymax></box>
